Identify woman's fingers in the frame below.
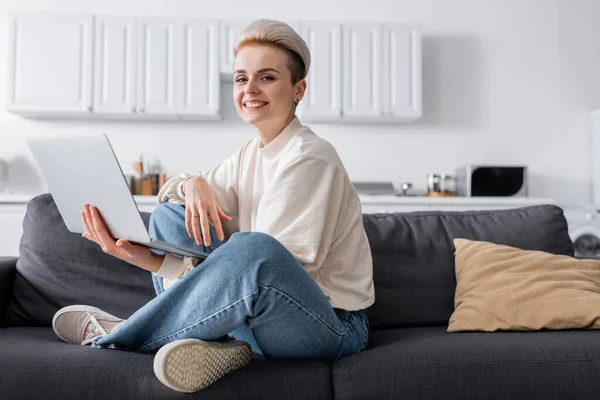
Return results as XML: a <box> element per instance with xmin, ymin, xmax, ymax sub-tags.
<box><xmin>81</xmin><ymin>206</ymin><xmax>97</xmax><ymax>243</ymax></box>
<box><xmin>216</xmin><ymin>203</ymin><xmax>232</xmax><ymax>221</ymax></box>
<box><xmin>199</xmin><ymin>210</ymin><xmax>211</xmax><ymax>247</ymax></box>
<box><xmin>89</xmin><ymin>206</ymin><xmax>113</xmax><ymax>252</ymax></box>
<box><xmin>185</xmin><ymin>206</ymin><xmax>194</xmax><ymax>238</ymax></box>
<box><xmin>210</xmin><ymin>206</ymin><xmax>225</xmax><ymax>241</ymax></box>
<box><xmin>190</xmin><ymin>210</ymin><xmax>202</xmax><ymax>246</ymax></box>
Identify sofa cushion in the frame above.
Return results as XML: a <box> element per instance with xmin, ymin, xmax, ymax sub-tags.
<box><xmin>332</xmin><ymin>326</ymin><xmax>600</xmax><ymax>400</ymax></box>
<box><xmin>3</xmin><ymin>193</ymin><xmax>156</xmax><ymax>327</ymax></box>
<box><xmin>0</xmin><ymin>327</ymin><xmax>332</xmax><ymax>400</ymax></box>
<box><xmin>449</xmin><ymin>238</ymin><xmax>600</xmax><ymax>332</ymax></box>
<box><xmin>362</xmin><ymin>205</ymin><xmax>573</xmax><ymax>330</ymax></box>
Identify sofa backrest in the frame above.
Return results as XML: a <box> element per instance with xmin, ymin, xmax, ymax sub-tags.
<box><xmin>4</xmin><ymin>194</ymin><xmax>574</xmax><ymax>333</ymax></box>
<box><xmin>362</xmin><ymin>204</ymin><xmax>574</xmax><ymax>330</ymax></box>
<box><xmin>3</xmin><ymin>194</ymin><xmax>157</xmax><ymax>327</ymax></box>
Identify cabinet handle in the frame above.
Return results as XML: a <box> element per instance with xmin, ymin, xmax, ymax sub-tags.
<box><xmin>131</xmin><ymin>108</ymin><xmax>136</xmax><ymax>113</ymax></box>
<box><xmin>87</xmin><ymin>106</ymin><xmax>93</xmax><ymax>112</ymax></box>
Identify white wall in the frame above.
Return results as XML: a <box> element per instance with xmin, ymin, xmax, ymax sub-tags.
<box><xmin>0</xmin><ymin>0</ymin><xmax>599</xmax><ymax>203</ymax></box>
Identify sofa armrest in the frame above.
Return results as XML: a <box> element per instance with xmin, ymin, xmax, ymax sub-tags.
<box><xmin>0</xmin><ymin>257</ymin><xmax>17</xmax><ymax>326</ymax></box>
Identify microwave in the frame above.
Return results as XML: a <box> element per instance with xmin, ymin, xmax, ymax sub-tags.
<box><xmin>455</xmin><ymin>165</ymin><xmax>528</xmax><ymax>197</ymax></box>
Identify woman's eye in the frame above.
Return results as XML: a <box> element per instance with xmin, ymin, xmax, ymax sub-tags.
<box><xmin>235</xmin><ymin>77</ymin><xmax>247</xmax><ymax>83</ymax></box>
<box><xmin>261</xmin><ymin>75</ymin><xmax>274</xmax><ymax>81</ymax></box>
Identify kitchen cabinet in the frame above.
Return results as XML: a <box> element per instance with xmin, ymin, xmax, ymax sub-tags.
<box><xmin>6</xmin><ymin>11</ymin><xmax>420</xmax><ymax>123</ymax></box>
<box><xmin>7</xmin><ymin>12</ymin><xmax>93</xmax><ymax>116</ymax></box>
<box><xmin>301</xmin><ymin>22</ymin><xmax>421</xmax><ymax>123</ymax></box>
<box><xmin>7</xmin><ymin>12</ymin><xmax>220</xmax><ymax>120</ymax></box>
<box><xmin>136</xmin><ymin>17</ymin><xmax>179</xmax><ymax>117</ymax></box>
<box><xmin>177</xmin><ymin>19</ymin><xmax>220</xmax><ymax>119</ymax></box>
<box><xmin>136</xmin><ymin>17</ymin><xmax>220</xmax><ymax>120</ymax></box>
<box><xmin>382</xmin><ymin>26</ymin><xmax>422</xmax><ymax>120</ymax></box>
<box><xmin>297</xmin><ymin>22</ymin><xmax>342</xmax><ymax>122</ymax></box>
<box><xmin>93</xmin><ymin>15</ymin><xmax>137</xmax><ymax>115</ymax></box>
<box><xmin>342</xmin><ymin>23</ymin><xmax>382</xmax><ymax>119</ymax></box>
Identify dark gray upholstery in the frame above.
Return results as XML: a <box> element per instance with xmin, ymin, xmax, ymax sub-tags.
<box><xmin>332</xmin><ymin>326</ymin><xmax>600</xmax><ymax>400</ymax></box>
<box><xmin>3</xmin><ymin>193</ymin><xmax>156</xmax><ymax>327</ymax></box>
<box><xmin>0</xmin><ymin>257</ymin><xmax>17</xmax><ymax>326</ymax></box>
<box><xmin>362</xmin><ymin>205</ymin><xmax>574</xmax><ymax>330</ymax></box>
<box><xmin>0</xmin><ymin>327</ymin><xmax>332</xmax><ymax>400</ymax></box>
<box><xmin>0</xmin><ymin>193</ymin><xmax>588</xmax><ymax>399</ymax></box>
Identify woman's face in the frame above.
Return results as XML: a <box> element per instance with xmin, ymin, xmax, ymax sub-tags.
<box><xmin>233</xmin><ymin>44</ymin><xmax>305</xmax><ymax>129</ymax></box>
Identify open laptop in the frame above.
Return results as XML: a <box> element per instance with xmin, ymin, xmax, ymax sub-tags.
<box><xmin>26</xmin><ymin>133</ymin><xmax>209</xmax><ymax>260</ymax></box>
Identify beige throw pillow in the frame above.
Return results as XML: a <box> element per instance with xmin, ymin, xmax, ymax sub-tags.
<box><xmin>448</xmin><ymin>238</ymin><xmax>600</xmax><ymax>332</ymax></box>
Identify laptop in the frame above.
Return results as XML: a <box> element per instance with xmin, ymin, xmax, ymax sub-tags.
<box><xmin>26</xmin><ymin>133</ymin><xmax>209</xmax><ymax>260</ymax></box>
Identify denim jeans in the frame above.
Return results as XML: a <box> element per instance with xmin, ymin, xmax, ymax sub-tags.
<box><xmin>92</xmin><ymin>202</ymin><xmax>370</xmax><ymax>363</ymax></box>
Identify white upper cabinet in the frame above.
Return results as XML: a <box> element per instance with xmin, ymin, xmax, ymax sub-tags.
<box><xmin>219</xmin><ymin>19</ymin><xmax>251</xmax><ymax>76</ymax></box>
<box><xmin>381</xmin><ymin>26</ymin><xmax>422</xmax><ymax>120</ymax></box>
<box><xmin>136</xmin><ymin>18</ymin><xmax>179</xmax><ymax>117</ymax></box>
<box><xmin>93</xmin><ymin>16</ymin><xmax>137</xmax><ymax>115</ymax></box>
<box><xmin>176</xmin><ymin>19</ymin><xmax>220</xmax><ymax>119</ymax></box>
<box><xmin>297</xmin><ymin>22</ymin><xmax>342</xmax><ymax>122</ymax></box>
<box><xmin>342</xmin><ymin>23</ymin><xmax>382</xmax><ymax>119</ymax></box>
<box><xmin>5</xmin><ymin>12</ymin><xmax>421</xmax><ymax>123</ymax></box>
<box><xmin>7</xmin><ymin>12</ymin><xmax>93</xmax><ymax>115</ymax></box>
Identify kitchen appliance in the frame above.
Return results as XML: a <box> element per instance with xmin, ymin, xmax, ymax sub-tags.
<box><xmin>427</xmin><ymin>173</ymin><xmax>456</xmax><ymax>196</ymax></box>
<box><xmin>352</xmin><ymin>181</ymin><xmax>396</xmax><ymax>195</ymax></box>
<box><xmin>455</xmin><ymin>165</ymin><xmax>528</xmax><ymax>197</ymax></box>
<box><xmin>562</xmin><ymin>204</ymin><xmax>600</xmax><ymax>259</ymax></box>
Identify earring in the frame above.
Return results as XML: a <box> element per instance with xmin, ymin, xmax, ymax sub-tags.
<box><xmin>294</xmin><ymin>100</ymin><xmax>299</xmax><ymax>106</ymax></box>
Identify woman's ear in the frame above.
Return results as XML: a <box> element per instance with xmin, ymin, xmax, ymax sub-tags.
<box><xmin>295</xmin><ymin>79</ymin><xmax>307</xmax><ymax>102</ymax></box>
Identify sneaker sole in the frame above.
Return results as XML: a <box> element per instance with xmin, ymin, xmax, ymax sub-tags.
<box><xmin>153</xmin><ymin>339</ymin><xmax>252</xmax><ymax>393</ymax></box>
<box><xmin>51</xmin><ymin>304</ymin><xmax>122</xmax><ymax>344</ymax></box>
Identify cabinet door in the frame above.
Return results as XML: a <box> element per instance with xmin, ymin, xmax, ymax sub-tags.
<box><xmin>342</xmin><ymin>23</ymin><xmax>382</xmax><ymax>118</ymax></box>
<box><xmin>381</xmin><ymin>26</ymin><xmax>422</xmax><ymax>120</ymax></box>
<box><xmin>93</xmin><ymin>16</ymin><xmax>137</xmax><ymax>115</ymax></box>
<box><xmin>297</xmin><ymin>22</ymin><xmax>342</xmax><ymax>121</ymax></box>
<box><xmin>177</xmin><ymin>19</ymin><xmax>220</xmax><ymax>119</ymax></box>
<box><xmin>7</xmin><ymin>12</ymin><xmax>93</xmax><ymax>114</ymax></box>
<box><xmin>220</xmin><ymin>19</ymin><xmax>251</xmax><ymax>75</ymax></box>
<box><xmin>137</xmin><ymin>18</ymin><xmax>178</xmax><ymax>116</ymax></box>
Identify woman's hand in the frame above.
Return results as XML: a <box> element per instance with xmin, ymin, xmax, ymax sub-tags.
<box><xmin>80</xmin><ymin>204</ymin><xmax>163</xmax><ymax>273</ymax></box>
<box><xmin>182</xmin><ymin>176</ymin><xmax>232</xmax><ymax>247</ymax></box>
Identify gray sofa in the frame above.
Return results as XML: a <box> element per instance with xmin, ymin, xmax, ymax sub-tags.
<box><xmin>1</xmin><ymin>193</ymin><xmax>598</xmax><ymax>399</ymax></box>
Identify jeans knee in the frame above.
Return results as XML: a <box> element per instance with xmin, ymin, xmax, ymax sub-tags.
<box><xmin>229</xmin><ymin>232</ymin><xmax>282</xmax><ymax>252</ymax></box>
<box><xmin>226</xmin><ymin>232</ymin><xmax>299</xmax><ymax>276</ymax></box>
<box><xmin>149</xmin><ymin>202</ymin><xmax>185</xmax><ymax>240</ymax></box>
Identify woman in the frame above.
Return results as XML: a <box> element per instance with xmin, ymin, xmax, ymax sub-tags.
<box><xmin>51</xmin><ymin>19</ymin><xmax>375</xmax><ymax>393</ymax></box>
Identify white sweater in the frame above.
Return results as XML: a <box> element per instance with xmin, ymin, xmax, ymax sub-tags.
<box><xmin>154</xmin><ymin>117</ymin><xmax>375</xmax><ymax>311</ymax></box>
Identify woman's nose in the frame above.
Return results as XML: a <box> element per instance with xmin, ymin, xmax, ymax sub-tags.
<box><xmin>244</xmin><ymin>79</ymin><xmax>259</xmax><ymax>94</ymax></box>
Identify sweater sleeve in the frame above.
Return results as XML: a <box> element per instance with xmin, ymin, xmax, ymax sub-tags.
<box><xmin>154</xmin><ymin>253</ymin><xmax>200</xmax><ymax>280</ymax></box>
<box><xmin>254</xmin><ymin>156</ymin><xmax>347</xmax><ymax>268</ymax></box>
<box><xmin>156</xmin><ymin>144</ymin><xmax>245</xmax><ymax>221</ymax></box>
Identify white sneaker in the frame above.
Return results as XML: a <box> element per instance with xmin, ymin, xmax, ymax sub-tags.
<box><xmin>153</xmin><ymin>338</ymin><xmax>252</xmax><ymax>393</ymax></box>
<box><xmin>52</xmin><ymin>305</ymin><xmax>125</xmax><ymax>345</ymax></box>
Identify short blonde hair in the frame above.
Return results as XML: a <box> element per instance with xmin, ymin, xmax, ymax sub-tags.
<box><xmin>234</xmin><ymin>19</ymin><xmax>311</xmax><ymax>83</ymax></box>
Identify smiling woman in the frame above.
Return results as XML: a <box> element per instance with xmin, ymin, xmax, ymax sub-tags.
<box><xmin>51</xmin><ymin>19</ymin><xmax>375</xmax><ymax>395</ymax></box>
<box><xmin>232</xmin><ymin>19</ymin><xmax>310</xmax><ymax>146</ymax></box>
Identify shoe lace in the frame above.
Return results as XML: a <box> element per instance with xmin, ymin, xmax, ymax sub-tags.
<box><xmin>80</xmin><ymin>312</ymin><xmax>109</xmax><ymax>345</ymax></box>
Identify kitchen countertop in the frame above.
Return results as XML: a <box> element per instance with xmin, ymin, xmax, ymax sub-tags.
<box><xmin>0</xmin><ymin>194</ymin><xmax>556</xmax><ymax>205</ymax></box>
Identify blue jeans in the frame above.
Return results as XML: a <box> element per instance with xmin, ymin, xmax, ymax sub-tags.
<box><xmin>92</xmin><ymin>202</ymin><xmax>370</xmax><ymax>362</ymax></box>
